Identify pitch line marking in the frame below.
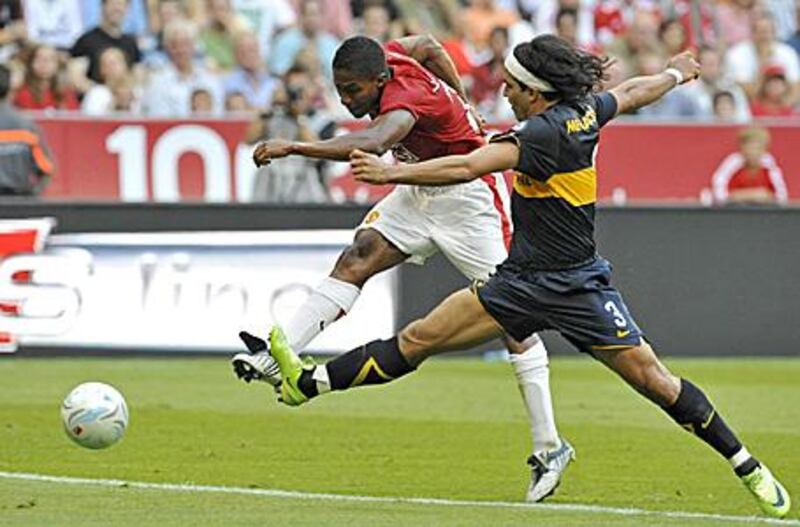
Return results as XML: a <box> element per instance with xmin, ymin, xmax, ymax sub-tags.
<box><xmin>0</xmin><ymin>471</ymin><xmax>796</xmax><ymax>526</ymax></box>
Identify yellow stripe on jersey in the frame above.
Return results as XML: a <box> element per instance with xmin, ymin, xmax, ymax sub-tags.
<box><xmin>513</xmin><ymin>167</ymin><xmax>597</xmax><ymax>206</ymax></box>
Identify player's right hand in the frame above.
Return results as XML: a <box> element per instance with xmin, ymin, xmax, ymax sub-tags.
<box><xmin>253</xmin><ymin>139</ymin><xmax>294</xmax><ymax>167</ymax></box>
<box><xmin>667</xmin><ymin>51</ymin><xmax>700</xmax><ymax>84</ymax></box>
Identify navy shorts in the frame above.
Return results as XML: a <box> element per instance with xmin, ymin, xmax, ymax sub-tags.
<box><xmin>476</xmin><ymin>257</ymin><xmax>642</xmax><ymax>353</ymax></box>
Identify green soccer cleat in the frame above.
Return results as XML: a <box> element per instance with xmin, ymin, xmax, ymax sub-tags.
<box><xmin>741</xmin><ymin>464</ymin><xmax>791</xmax><ymax>518</ymax></box>
<box><xmin>268</xmin><ymin>326</ymin><xmax>315</xmax><ymax>407</ymax></box>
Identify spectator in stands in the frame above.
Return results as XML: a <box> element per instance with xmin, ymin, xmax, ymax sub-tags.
<box><xmin>724</xmin><ymin>15</ymin><xmax>800</xmax><ymax>102</ymax></box>
<box><xmin>141</xmin><ymin>0</ymin><xmax>192</xmax><ymax>68</ymax></box>
<box><xmin>716</xmin><ymin>0</ymin><xmax>760</xmax><ymax>47</ymax></box>
<box><xmin>0</xmin><ymin>1</ymin><xmax>25</xmax><ymax>63</ymax></box>
<box><xmin>393</xmin><ymin>0</ymin><xmax>458</xmax><ymax>40</ymax></box>
<box><xmin>224</xmin><ymin>90</ymin><xmax>249</xmax><ymax>113</ymax></box>
<box><xmin>462</xmin><ymin>0</ymin><xmax>518</xmax><ymax>59</ymax></box>
<box><xmin>0</xmin><ymin>64</ymin><xmax>54</xmax><ymax>197</ymax></box>
<box><xmin>359</xmin><ymin>2</ymin><xmax>392</xmax><ymax>43</ymax></box>
<box><xmin>190</xmin><ymin>86</ymin><xmax>215</xmax><ymax>114</ymax></box>
<box><xmin>535</xmin><ymin>0</ymin><xmax>593</xmax><ymax>49</ymax></box>
<box><xmin>200</xmin><ymin>0</ymin><xmax>249</xmax><ymax>73</ymax></box>
<box><xmin>470</xmin><ymin>26</ymin><xmax>507</xmax><ymax>118</ymax></box>
<box><xmin>270</xmin><ymin>0</ymin><xmax>340</xmax><ymax>78</ymax></box>
<box><xmin>223</xmin><ymin>30</ymin><xmax>279</xmax><ymax>111</ymax></box>
<box><xmin>712</xmin><ymin>127</ymin><xmax>788</xmax><ymax>205</ymax></box>
<box><xmin>605</xmin><ymin>9</ymin><xmax>663</xmax><ymax>77</ymax></box>
<box><xmin>142</xmin><ymin>19</ymin><xmax>222</xmax><ymax>116</ymax></box>
<box><xmin>233</xmin><ymin>0</ymin><xmax>296</xmax><ymax>63</ymax></box>
<box><xmin>80</xmin><ymin>0</ymin><xmax>149</xmax><ymax>38</ymax></box>
<box><xmin>307</xmin><ymin>0</ymin><xmax>354</xmax><ymax>40</ymax></box>
<box><xmin>750</xmin><ymin>65</ymin><xmax>798</xmax><ymax>117</ymax></box>
<box><xmin>660</xmin><ymin>18</ymin><xmax>688</xmax><ymax>56</ymax></box>
<box><xmin>555</xmin><ymin>7</ymin><xmax>579</xmax><ymax>47</ymax></box>
<box><xmin>71</xmin><ymin>0</ymin><xmax>143</xmax><ymax>84</ymax></box>
<box><xmin>713</xmin><ymin>91</ymin><xmax>740</xmax><ymax>121</ymax></box>
<box><xmin>22</xmin><ymin>0</ymin><xmax>83</xmax><ymax>50</ymax></box>
<box><xmin>683</xmin><ymin>46</ymin><xmax>751</xmax><ymax>122</ymax></box>
<box><xmin>13</xmin><ymin>44</ymin><xmax>80</xmax><ymax>111</ymax></box>
<box><xmin>787</xmin><ymin>1</ymin><xmax>800</xmax><ymax>58</ymax></box>
<box><xmin>634</xmin><ymin>51</ymin><xmax>699</xmax><ymax>119</ymax></box>
<box><xmin>247</xmin><ymin>64</ymin><xmax>337</xmax><ymax>203</ymax></box>
<box><xmin>81</xmin><ymin>46</ymin><xmax>141</xmax><ymax>115</ymax></box>
<box><xmin>766</xmin><ymin>0</ymin><xmax>797</xmax><ymax>41</ymax></box>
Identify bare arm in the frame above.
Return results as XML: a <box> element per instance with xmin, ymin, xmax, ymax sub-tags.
<box><xmin>350</xmin><ymin>141</ymin><xmax>520</xmax><ymax>186</ymax></box>
<box><xmin>394</xmin><ymin>34</ymin><xmax>468</xmax><ymax>101</ymax></box>
<box><xmin>609</xmin><ymin>51</ymin><xmax>700</xmax><ymax>115</ymax></box>
<box><xmin>253</xmin><ymin>110</ymin><xmax>415</xmax><ymax>166</ymax></box>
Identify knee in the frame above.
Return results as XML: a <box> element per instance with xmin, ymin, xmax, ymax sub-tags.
<box><xmin>398</xmin><ymin>319</ymin><xmax>439</xmax><ymax>366</ymax></box>
<box><xmin>631</xmin><ymin>346</ymin><xmax>680</xmax><ymax>406</ymax></box>
<box><xmin>332</xmin><ymin>242</ymin><xmax>374</xmax><ymax>285</ymax></box>
<box><xmin>505</xmin><ymin>333</ymin><xmax>542</xmax><ymax>355</ymax></box>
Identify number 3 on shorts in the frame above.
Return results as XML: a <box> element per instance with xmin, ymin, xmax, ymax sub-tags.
<box><xmin>604</xmin><ymin>301</ymin><xmax>628</xmax><ymax>328</ymax></box>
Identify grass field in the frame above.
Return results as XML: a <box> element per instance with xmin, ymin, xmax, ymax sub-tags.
<box><xmin>1</xmin><ymin>356</ymin><xmax>798</xmax><ymax>526</ymax></box>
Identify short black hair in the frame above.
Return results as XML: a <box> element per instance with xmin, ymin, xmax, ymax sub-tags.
<box><xmin>0</xmin><ymin>64</ymin><xmax>9</xmax><ymax>99</ymax></box>
<box><xmin>332</xmin><ymin>36</ymin><xmax>387</xmax><ymax>78</ymax></box>
<box><xmin>512</xmin><ymin>34</ymin><xmax>609</xmax><ymax>101</ymax></box>
<box><xmin>555</xmin><ymin>7</ymin><xmax>578</xmax><ymax>27</ymax></box>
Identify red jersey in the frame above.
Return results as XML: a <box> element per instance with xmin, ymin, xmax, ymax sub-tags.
<box><xmin>379</xmin><ymin>41</ymin><xmax>484</xmax><ymax>163</ymax></box>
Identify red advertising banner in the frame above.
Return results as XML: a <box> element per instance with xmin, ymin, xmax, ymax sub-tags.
<box><xmin>34</xmin><ymin>117</ymin><xmax>800</xmax><ymax>202</ymax></box>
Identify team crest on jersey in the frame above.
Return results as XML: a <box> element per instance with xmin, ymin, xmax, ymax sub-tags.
<box><xmin>364</xmin><ymin>210</ymin><xmax>381</xmax><ymax>224</ymax></box>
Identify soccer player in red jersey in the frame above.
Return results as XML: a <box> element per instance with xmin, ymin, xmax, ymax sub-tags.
<box><xmin>233</xmin><ymin>35</ymin><xmax>573</xmax><ymax>501</ymax></box>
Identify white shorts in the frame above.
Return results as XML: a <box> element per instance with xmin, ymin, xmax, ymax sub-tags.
<box><xmin>357</xmin><ymin>175</ymin><xmax>511</xmax><ymax>281</ymax></box>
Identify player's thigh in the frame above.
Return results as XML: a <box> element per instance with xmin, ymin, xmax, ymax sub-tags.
<box><xmin>592</xmin><ymin>340</ymin><xmax>681</xmax><ymax>406</ymax></box>
<box><xmin>430</xmin><ymin>181</ymin><xmax>509</xmax><ymax>281</ymax></box>
<box><xmin>400</xmin><ymin>288</ymin><xmax>504</xmax><ymax>364</ymax></box>
<box><xmin>355</xmin><ymin>186</ymin><xmax>438</xmax><ymax>266</ymax></box>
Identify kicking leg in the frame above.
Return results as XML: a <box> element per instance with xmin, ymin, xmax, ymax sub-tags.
<box><xmin>284</xmin><ymin>228</ymin><xmax>407</xmax><ymax>350</ymax></box>
<box><xmin>507</xmin><ymin>334</ymin><xmax>575</xmax><ymax>502</ymax></box>
<box><xmin>232</xmin><ymin>228</ymin><xmax>406</xmax><ymax>383</ymax></box>
<box><xmin>269</xmin><ymin>287</ymin><xmax>504</xmax><ymax>405</ymax></box>
<box><xmin>595</xmin><ymin>341</ymin><xmax>791</xmax><ymax>518</ymax></box>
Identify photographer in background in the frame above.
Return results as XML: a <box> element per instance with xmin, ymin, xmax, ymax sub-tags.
<box><xmin>0</xmin><ymin>64</ymin><xmax>54</xmax><ymax>197</ymax></box>
<box><xmin>246</xmin><ymin>64</ymin><xmax>337</xmax><ymax>203</ymax></box>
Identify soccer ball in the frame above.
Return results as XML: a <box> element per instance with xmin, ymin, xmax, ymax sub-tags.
<box><xmin>61</xmin><ymin>382</ymin><xmax>129</xmax><ymax>449</ymax></box>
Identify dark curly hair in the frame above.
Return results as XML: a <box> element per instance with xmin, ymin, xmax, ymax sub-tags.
<box><xmin>512</xmin><ymin>34</ymin><xmax>610</xmax><ymax>101</ymax></box>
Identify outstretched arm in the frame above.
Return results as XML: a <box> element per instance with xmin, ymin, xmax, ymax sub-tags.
<box><xmin>350</xmin><ymin>141</ymin><xmax>520</xmax><ymax>186</ymax></box>
<box><xmin>253</xmin><ymin>109</ymin><xmax>415</xmax><ymax>166</ymax></box>
<box><xmin>394</xmin><ymin>34</ymin><xmax>468</xmax><ymax>101</ymax></box>
<box><xmin>609</xmin><ymin>51</ymin><xmax>700</xmax><ymax>115</ymax></box>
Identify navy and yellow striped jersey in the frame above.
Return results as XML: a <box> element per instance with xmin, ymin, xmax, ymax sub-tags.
<box><xmin>490</xmin><ymin>91</ymin><xmax>618</xmax><ymax>270</ymax></box>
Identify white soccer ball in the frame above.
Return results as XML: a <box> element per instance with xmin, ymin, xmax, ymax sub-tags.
<box><xmin>61</xmin><ymin>382</ymin><xmax>129</xmax><ymax>449</ymax></box>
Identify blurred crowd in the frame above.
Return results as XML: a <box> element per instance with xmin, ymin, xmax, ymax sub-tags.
<box><xmin>0</xmin><ymin>0</ymin><xmax>797</xmax><ymax>124</ymax></box>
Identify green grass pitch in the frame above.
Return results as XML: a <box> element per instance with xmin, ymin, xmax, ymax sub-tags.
<box><xmin>1</xmin><ymin>356</ymin><xmax>798</xmax><ymax>526</ymax></box>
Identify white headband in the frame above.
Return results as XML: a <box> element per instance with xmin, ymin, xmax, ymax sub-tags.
<box><xmin>504</xmin><ymin>52</ymin><xmax>555</xmax><ymax>93</ymax></box>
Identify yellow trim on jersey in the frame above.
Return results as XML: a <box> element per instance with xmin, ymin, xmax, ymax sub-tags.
<box><xmin>513</xmin><ymin>167</ymin><xmax>597</xmax><ymax>206</ymax></box>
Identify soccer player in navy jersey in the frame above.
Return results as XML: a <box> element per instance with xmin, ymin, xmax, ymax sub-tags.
<box><xmin>264</xmin><ymin>35</ymin><xmax>791</xmax><ymax>518</ymax></box>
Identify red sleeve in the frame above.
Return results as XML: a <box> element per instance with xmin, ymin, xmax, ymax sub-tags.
<box><xmin>383</xmin><ymin>40</ymin><xmax>405</xmax><ymax>55</ymax></box>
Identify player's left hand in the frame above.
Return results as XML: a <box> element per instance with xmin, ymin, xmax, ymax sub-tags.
<box><xmin>350</xmin><ymin>149</ymin><xmax>393</xmax><ymax>185</ymax></box>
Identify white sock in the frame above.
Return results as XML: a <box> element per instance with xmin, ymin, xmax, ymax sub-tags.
<box><xmin>283</xmin><ymin>277</ymin><xmax>361</xmax><ymax>351</ymax></box>
<box><xmin>510</xmin><ymin>336</ymin><xmax>560</xmax><ymax>455</ymax></box>
<box><xmin>729</xmin><ymin>446</ymin><xmax>752</xmax><ymax>469</ymax></box>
